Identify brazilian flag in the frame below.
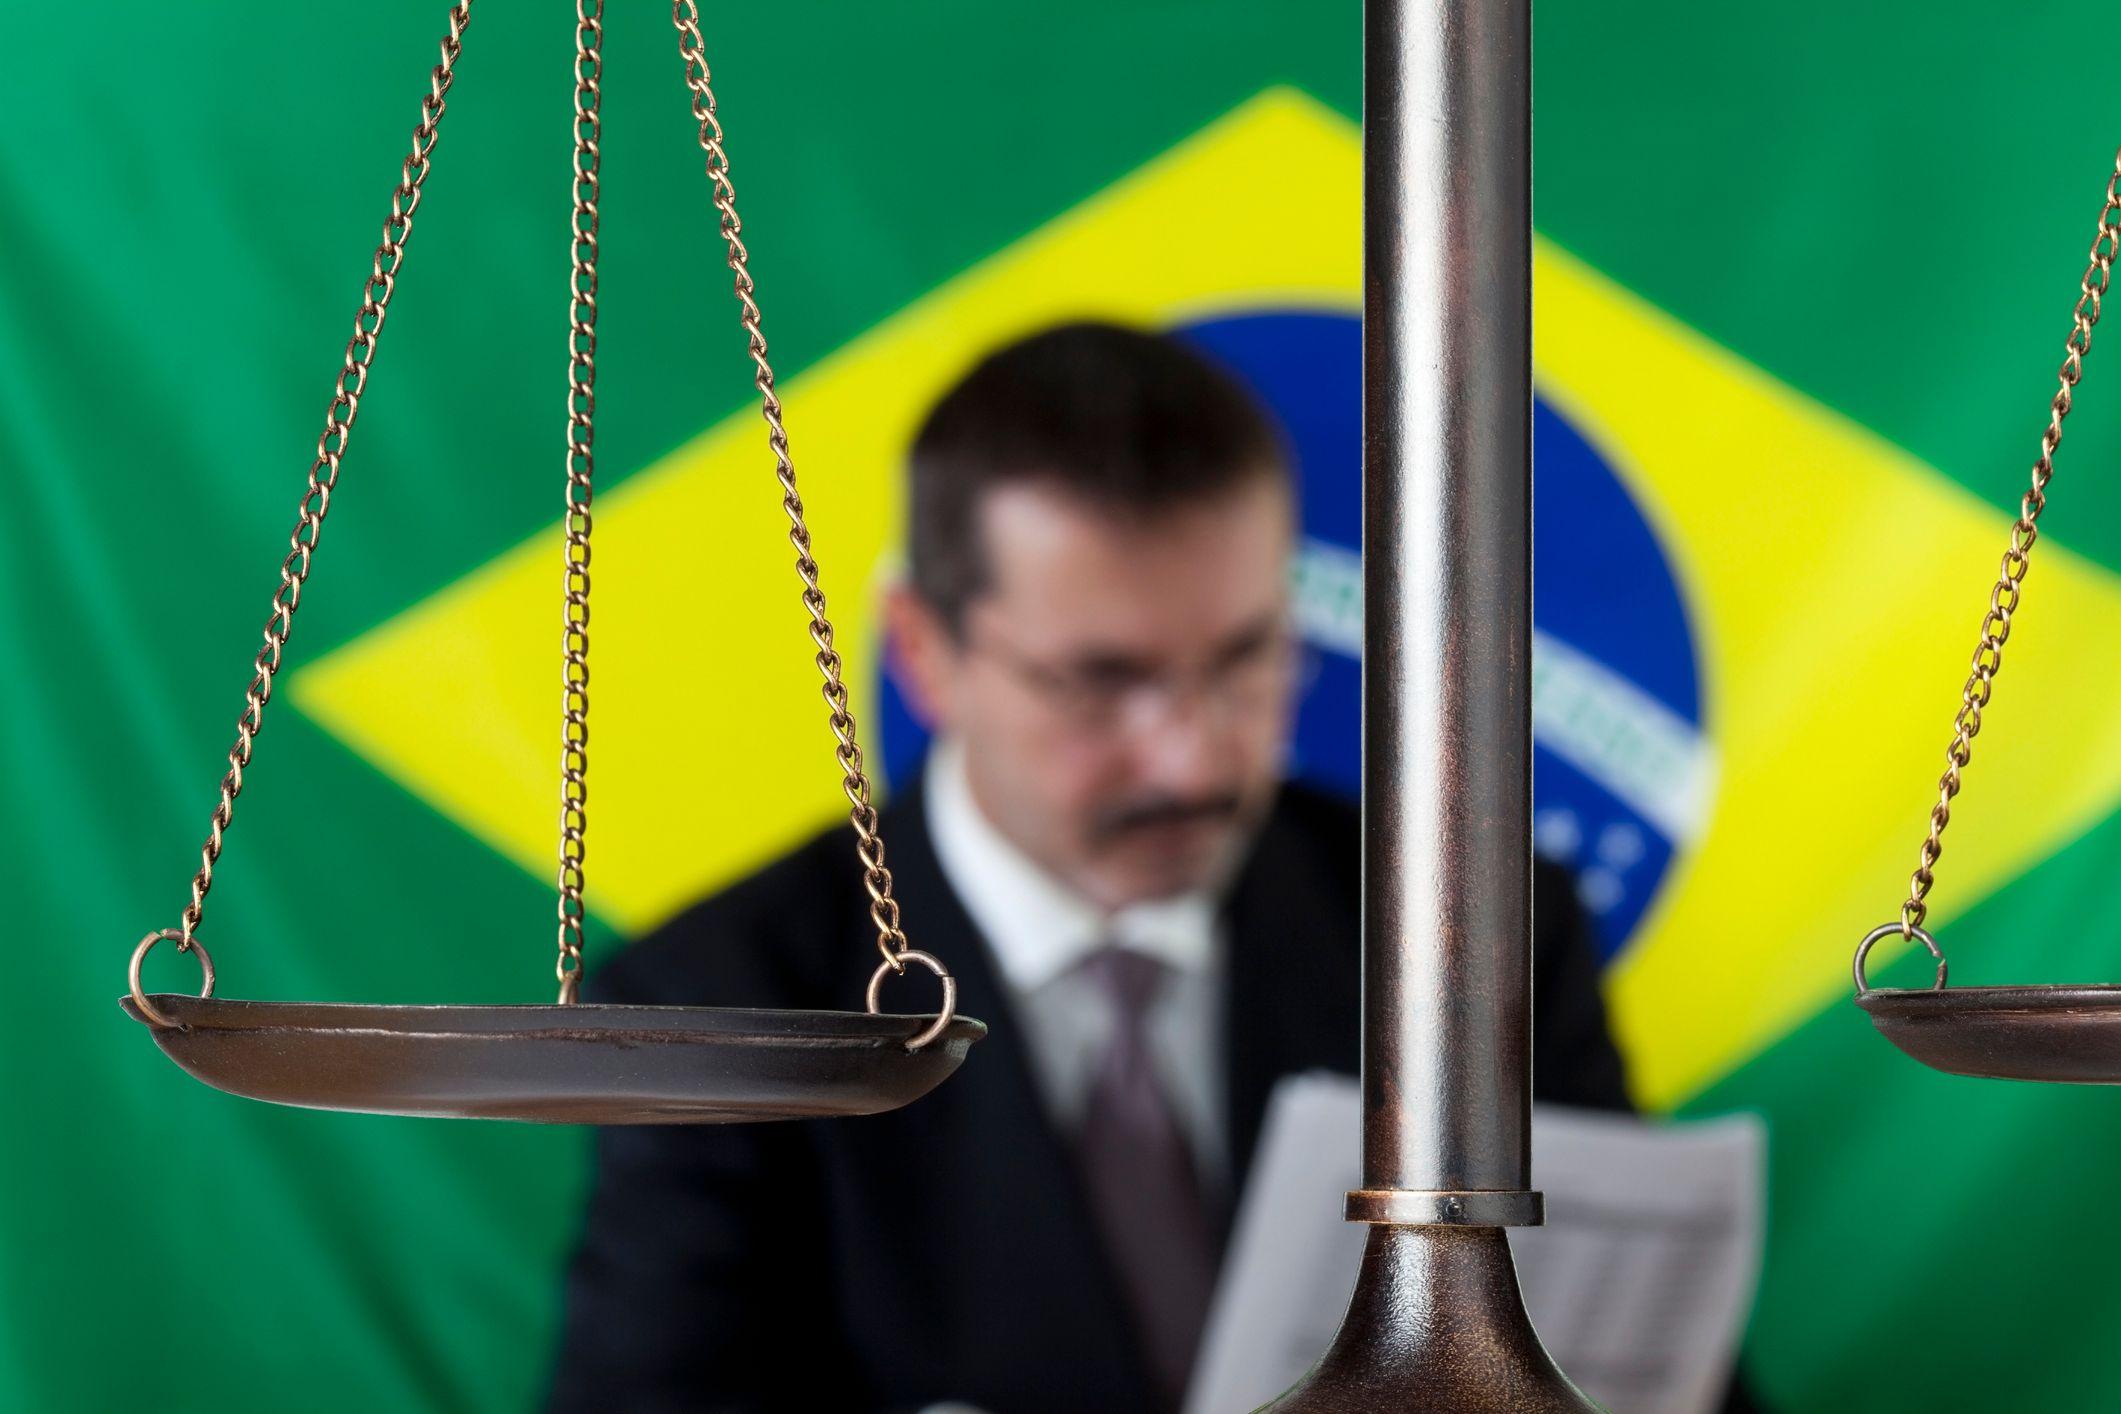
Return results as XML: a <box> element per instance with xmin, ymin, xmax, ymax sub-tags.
<box><xmin>8</xmin><ymin>2</ymin><xmax>2120</xmax><ymax>1410</ymax></box>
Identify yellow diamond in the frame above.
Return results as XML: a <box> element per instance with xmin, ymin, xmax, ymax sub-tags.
<box><xmin>296</xmin><ymin>89</ymin><xmax>2121</xmax><ymax>1111</ymax></box>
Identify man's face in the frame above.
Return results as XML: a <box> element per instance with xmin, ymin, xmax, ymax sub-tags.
<box><xmin>891</xmin><ymin>474</ymin><xmax>1299</xmax><ymax>911</ymax></box>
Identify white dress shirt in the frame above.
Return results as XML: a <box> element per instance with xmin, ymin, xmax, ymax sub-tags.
<box><xmin>925</xmin><ymin>738</ymin><xmax>1226</xmax><ymax>1186</ymax></box>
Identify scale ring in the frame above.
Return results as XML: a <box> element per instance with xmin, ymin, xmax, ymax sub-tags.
<box><xmin>129</xmin><ymin>929</ymin><xmax>216</xmax><ymax>1029</ymax></box>
<box><xmin>866</xmin><ymin>949</ymin><xmax>957</xmax><ymax>1052</ymax></box>
<box><xmin>1853</xmin><ymin>921</ymin><xmax>1947</xmax><ymax>996</ymax></box>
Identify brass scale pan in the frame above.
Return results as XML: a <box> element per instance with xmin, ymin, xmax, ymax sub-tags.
<box><xmin>120</xmin><ymin>3</ymin><xmax>981</xmax><ymax>1123</ymax></box>
<box><xmin>1856</xmin><ymin>925</ymin><xmax>2121</xmax><ymax>1085</ymax></box>
<box><xmin>123</xmin><ymin>993</ymin><xmax>983</xmax><ymax>1124</ymax></box>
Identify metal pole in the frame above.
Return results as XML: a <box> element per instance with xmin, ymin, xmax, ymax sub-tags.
<box><xmin>1263</xmin><ymin>0</ymin><xmax>1597</xmax><ymax>1403</ymax></box>
<box><xmin>1351</xmin><ymin>0</ymin><xmax>1535</xmax><ymax>1220</ymax></box>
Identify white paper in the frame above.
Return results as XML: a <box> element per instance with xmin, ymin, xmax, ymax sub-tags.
<box><xmin>1185</xmin><ymin>1073</ymin><xmax>1764</xmax><ymax>1414</ymax></box>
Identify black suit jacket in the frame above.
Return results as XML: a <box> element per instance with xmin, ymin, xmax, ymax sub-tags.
<box><xmin>547</xmin><ymin>780</ymin><xmax>1630</xmax><ymax>1413</ymax></box>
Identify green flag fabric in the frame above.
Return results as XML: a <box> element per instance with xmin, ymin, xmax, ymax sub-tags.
<box><xmin>6</xmin><ymin>4</ymin><xmax>2121</xmax><ymax>1411</ymax></box>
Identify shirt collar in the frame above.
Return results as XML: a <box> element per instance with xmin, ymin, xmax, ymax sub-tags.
<box><xmin>924</xmin><ymin>737</ymin><xmax>1217</xmax><ymax>994</ymax></box>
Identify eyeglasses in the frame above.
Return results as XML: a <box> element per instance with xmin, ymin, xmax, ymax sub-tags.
<box><xmin>964</xmin><ymin>624</ymin><xmax>1313</xmax><ymax>734</ymax></box>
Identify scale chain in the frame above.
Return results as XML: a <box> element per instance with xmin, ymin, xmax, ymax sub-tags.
<box><xmin>556</xmin><ymin>0</ymin><xmax>603</xmax><ymax>1005</ymax></box>
<box><xmin>670</xmin><ymin>2</ymin><xmax>914</xmax><ymax>976</ymax></box>
<box><xmin>165</xmin><ymin>2</ymin><xmax>475</xmax><ymax>966</ymax></box>
<box><xmin>142</xmin><ymin>0</ymin><xmax>940</xmax><ymax>1040</ymax></box>
<box><xmin>1894</xmin><ymin>145</ymin><xmax>2121</xmax><ymax>960</ymax></box>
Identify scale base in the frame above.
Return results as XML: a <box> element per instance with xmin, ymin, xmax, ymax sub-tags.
<box><xmin>120</xmin><ymin>995</ymin><xmax>983</xmax><ymax>1123</ymax></box>
<box><xmin>1858</xmin><ymin>984</ymin><xmax>2121</xmax><ymax>1084</ymax></box>
<box><xmin>1257</xmin><ymin>1225</ymin><xmax>1598</xmax><ymax>1412</ymax></box>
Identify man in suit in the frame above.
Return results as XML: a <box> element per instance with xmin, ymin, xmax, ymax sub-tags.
<box><xmin>548</xmin><ymin>322</ymin><xmax>1631</xmax><ymax>1413</ymax></box>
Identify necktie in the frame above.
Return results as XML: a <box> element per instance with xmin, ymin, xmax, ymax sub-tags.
<box><xmin>1073</xmin><ymin>945</ymin><xmax>1219</xmax><ymax>1410</ymax></box>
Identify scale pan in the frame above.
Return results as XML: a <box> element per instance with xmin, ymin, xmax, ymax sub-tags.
<box><xmin>1857</xmin><ymin>985</ymin><xmax>2121</xmax><ymax>1084</ymax></box>
<box><xmin>118</xmin><ymin>995</ymin><xmax>984</xmax><ymax>1123</ymax></box>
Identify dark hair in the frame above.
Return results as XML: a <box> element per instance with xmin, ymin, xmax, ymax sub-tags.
<box><xmin>907</xmin><ymin>320</ymin><xmax>1287</xmax><ymax>629</ymax></box>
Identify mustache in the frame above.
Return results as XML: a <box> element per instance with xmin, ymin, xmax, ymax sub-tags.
<box><xmin>1090</xmin><ymin>793</ymin><xmax>1245</xmax><ymax>842</ymax></box>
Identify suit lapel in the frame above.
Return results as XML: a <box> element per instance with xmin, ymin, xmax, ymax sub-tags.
<box><xmin>1219</xmin><ymin>793</ymin><xmax>1364</xmax><ymax>1196</ymax></box>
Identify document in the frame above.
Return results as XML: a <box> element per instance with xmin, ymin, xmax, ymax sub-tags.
<box><xmin>1185</xmin><ymin>1074</ymin><xmax>1764</xmax><ymax>1414</ymax></box>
